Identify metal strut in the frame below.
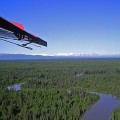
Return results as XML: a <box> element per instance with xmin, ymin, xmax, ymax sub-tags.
<box><xmin>0</xmin><ymin>38</ymin><xmax>32</xmax><ymax>50</ymax></box>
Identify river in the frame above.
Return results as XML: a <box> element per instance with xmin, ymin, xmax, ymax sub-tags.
<box><xmin>80</xmin><ymin>92</ymin><xmax>120</xmax><ymax>120</ymax></box>
<box><xmin>7</xmin><ymin>82</ymin><xmax>26</xmax><ymax>91</ymax></box>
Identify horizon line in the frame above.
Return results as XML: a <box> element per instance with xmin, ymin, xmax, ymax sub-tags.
<box><xmin>1</xmin><ymin>53</ymin><xmax>120</xmax><ymax>56</ymax></box>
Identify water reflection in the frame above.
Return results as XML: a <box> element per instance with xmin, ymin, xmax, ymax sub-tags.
<box><xmin>7</xmin><ymin>83</ymin><xmax>26</xmax><ymax>91</ymax></box>
<box><xmin>80</xmin><ymin>92</ymin><xmax>120</xmax><ymax>120</ymax></box>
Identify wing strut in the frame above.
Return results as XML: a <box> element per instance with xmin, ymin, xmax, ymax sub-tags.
<box><xmin>0</xmin><ymin>38</ymin><xmax>33</xmax><ymax>50</ymax></box>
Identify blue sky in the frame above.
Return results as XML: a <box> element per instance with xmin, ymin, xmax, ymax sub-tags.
<box><xmin>0</xmin><ymin>0</ymin><xmax>120</xmax><ymax>55</ymax></box>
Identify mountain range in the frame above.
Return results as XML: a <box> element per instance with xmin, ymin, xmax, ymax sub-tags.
<box><xmin>0</xmin><ymin>53</ymin><xmax>120</xmax><ymax>60</ymax></box>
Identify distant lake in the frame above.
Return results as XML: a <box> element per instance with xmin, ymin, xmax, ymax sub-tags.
<box><xmin>7</xmin><ymin>83</ymin><xmax>26</xmax><ymax>91</ymax></box>
<box><xmin>80</xmin><ymin>92</ymin><xmax>120</xmax><ymax>120</ymax></box>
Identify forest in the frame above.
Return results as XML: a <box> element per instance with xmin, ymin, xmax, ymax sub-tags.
<box><xmin>0</xmin><ymin>59</ymin><xmax>120</xmax><ymax>120</ymax></box>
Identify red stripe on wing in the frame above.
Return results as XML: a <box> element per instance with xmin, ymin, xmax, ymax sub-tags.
<box><xmin>10</xmin><ymin>21</ymin><xmax>24</xmax><ymax>30</ymax></box>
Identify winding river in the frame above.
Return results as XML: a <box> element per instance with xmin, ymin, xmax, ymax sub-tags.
<box><xmin>7</xmin><ymin>84</ymin><xmax>120</xmax><ymax>120</ymax></box>
<box><xmin>80</xmin><ymin>92</ymin><xmax>120</xmax><ymax>120</ymax></box>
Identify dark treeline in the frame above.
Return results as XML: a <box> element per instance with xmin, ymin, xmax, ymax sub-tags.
<box><xmin>0</xmin><ymin>59</ymin><xmax>120</xmax><ymax>119</ymax></box>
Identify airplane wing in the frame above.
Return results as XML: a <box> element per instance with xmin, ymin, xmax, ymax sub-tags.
<box><xmin>0</xmin><ymin>17</ymin><xmax>47</xmax><ymax>49</ymax></box>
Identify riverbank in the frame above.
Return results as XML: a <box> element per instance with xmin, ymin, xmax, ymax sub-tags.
<box><xmin>81</xmin><ymin>92</ymin><xmax>120</xmax><ymax>120</ymax></box>
<box><xmin>110</xmin><ymin>107</ymin><xmax>120</xmax><ymax>120</ymax></box>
